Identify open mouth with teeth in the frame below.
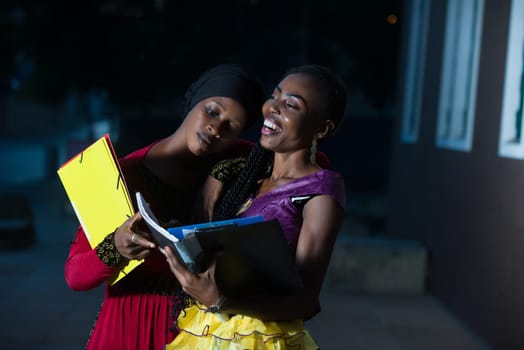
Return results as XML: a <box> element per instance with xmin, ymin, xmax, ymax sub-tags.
<box><xmin>262</xmin><ymin>118</ymin><xmax>282</xmax><ymax>135</ymax></box>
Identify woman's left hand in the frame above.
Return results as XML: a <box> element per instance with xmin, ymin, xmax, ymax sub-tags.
<box><xmin>160</xmin><ymin>246</ymin><xmax>221</xmax><ymax>307</ymax></box>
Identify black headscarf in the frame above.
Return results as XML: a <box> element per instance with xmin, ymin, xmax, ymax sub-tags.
<box><xmin>183</xmin><ymin>64</ymin><xmax>265</xmax><ymax>129</ymax></box>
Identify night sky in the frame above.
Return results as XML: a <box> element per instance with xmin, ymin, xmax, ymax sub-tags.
<box><xmin>1</xmin><ymin>0</ymin><xmax>402</xmax><ymax>109</ymax></box>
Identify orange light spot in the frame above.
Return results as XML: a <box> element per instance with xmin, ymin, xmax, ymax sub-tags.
<box><xmin>387</xmin><ymin>14</ymin><xmax>398</xmax><ymax>25</ymax></box>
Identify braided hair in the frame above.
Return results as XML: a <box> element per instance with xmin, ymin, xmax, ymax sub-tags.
<box><xmin>213</xmin><ymin>64</ymin><xmax>347</xmax><ymax>221</ymax></box>
<box><xmin>213</xmin><ymin>142</ymin><xmax>273</xmax><ymax>221</ymax></box>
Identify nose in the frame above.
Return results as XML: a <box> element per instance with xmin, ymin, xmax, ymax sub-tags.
<box><xmin>267</xmin><ymin>98</ymin><xmax>280</xmax><ymax>115</ymax></box>
<box><xmin>207</xmin><ymin>123</ymin><xmax>221</xmax><ymax>139</ymax></box>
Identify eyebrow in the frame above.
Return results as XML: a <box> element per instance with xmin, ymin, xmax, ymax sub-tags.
<box><xmin>214</xmin><ymin>100</ymin><xmax>225</xmax><ymax>109</ymax></box>
<box><xmin>276</xmin><ymin>85</ymin><xmax>307</xmax><ymax>106</ymax></box>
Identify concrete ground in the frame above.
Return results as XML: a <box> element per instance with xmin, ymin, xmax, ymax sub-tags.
<box><xmin>0</xmin><ymin>178</ymin><xmax>492</xmax><ymax>350</ymax></box>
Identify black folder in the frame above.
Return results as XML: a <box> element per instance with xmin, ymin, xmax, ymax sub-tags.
<box><xmin>136</xmin><ymin>191</ymin><xmax>303</xmax><ymax>297</ymax></box>
<box><xmin>175</xmin><ymin>219</ymin><xmax>304</xmax><ymax>297</ymax></box>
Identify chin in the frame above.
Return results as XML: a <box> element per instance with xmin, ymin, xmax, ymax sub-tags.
<box><xmin>259</xmin><ymin>138</ymin><xmax>273</xmax><ymax>150</ymax></box>
<box><xmin>188</xmin><ymin>143</ymin><xmax>206</xmax><ymax>157</ymax></box>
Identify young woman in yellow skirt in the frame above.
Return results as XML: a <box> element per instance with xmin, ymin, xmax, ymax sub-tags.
<box><xmin>162</xmin><ymin>64</ymin><xmax>347</xmax><ymax>350</ymax></box>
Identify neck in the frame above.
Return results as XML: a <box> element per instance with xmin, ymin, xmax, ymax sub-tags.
<box><xmin>270</xmin><ymin>150</ymin><xmax>319</xmax><ymax>181</ymax></box>
<box><xmin>144</xmin><ymin>130</ymin><xmax>211</xmax><ymax>187</ymax></box>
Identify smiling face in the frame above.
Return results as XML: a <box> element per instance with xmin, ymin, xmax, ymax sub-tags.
<box><xmin>260</xmin><ymin>73</ymin><xmax>328</xmax><ymax>154</ymax></box>
<box><xmin>184</xmin><ymin>96</ymin><xmax>247</xmax><ymax>156</ymax></box>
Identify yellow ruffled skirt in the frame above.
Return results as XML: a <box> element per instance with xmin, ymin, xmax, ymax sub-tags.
<box><xmin>166</xmin><ymin>304</ymin><xmax>319</xmax><ymax>350</ymax></box>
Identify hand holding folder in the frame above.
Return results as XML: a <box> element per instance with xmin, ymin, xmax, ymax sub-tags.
<box><xmin>57</xmin><ymin>134</ymin><xmax>143</xmax><ymax>285</ymax></box>
<box><xmin>136</xmin><ymin>192</ymin><xmax>304</xmax><ymax>297</ymax></box>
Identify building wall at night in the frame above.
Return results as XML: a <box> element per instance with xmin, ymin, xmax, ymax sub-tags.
<box><xmin>388</xmin><ymin>0</ymin><xmax>524</xmax><ymax>348</ymax></box>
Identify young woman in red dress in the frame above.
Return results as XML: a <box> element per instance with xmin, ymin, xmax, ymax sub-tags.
<box><xmin>64</xmin><ymin>64</ymin><xmax>265</xmax><ymax>350</ymax></box>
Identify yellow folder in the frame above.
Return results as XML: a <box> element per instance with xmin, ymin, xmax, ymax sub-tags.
<box><xmin>57</xmin><ymin>134</ymin><xmax>142</xmax><ymax>285</ymax></box>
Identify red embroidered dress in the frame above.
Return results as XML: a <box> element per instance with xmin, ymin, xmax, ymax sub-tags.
<box><xmin>65</xmin><ymin>140</ymin><xmax>252</xmax><ymax>350</ymax></box>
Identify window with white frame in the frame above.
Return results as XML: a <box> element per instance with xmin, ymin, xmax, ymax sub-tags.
<box><xmin>436</xmin><ymin>0</ymin><xmax>484</xmax><ymax>152</ymax></box>
<box><xmin>499</xmin><ymin>0</ymin><xmax>524</xmax><ymax>159</ymax></box>
<box><xmin>401</xmin><ymin>0</ymin><xmax>431</xmax><ymax>144</ymax></box>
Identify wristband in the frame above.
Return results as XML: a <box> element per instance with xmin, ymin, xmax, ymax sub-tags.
<box><xmin>208</xmin><ymin>295</ymin><xmax>227</xmax><ymax>313</ymax></box>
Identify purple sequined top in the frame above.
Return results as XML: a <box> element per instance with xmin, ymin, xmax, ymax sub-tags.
<box><xmin>239</xmin><ymin>169</ymin><xmax>345</xmax><ymax>252</ymax></box>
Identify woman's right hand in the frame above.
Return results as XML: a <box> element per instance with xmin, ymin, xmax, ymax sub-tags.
<box><xmin>160</xmin><ymin>246</ymin><xmax>222</xmax><ymax>308</ymax></box>
<box><xmin>114</xmin><ymin>212</ymin><xmax>156</xmax><ymax>260</ymax></box>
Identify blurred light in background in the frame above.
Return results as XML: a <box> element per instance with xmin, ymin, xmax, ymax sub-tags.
<box><xmin>387</xmin><ymin>13</ymin><xmax>398</xmax><ymax>25</ymax></box>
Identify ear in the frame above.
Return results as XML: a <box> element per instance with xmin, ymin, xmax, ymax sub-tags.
<box><xmin>315</xmin><ymin>119</ymin><xmax>335</xmax><ymax>142</ymax></box>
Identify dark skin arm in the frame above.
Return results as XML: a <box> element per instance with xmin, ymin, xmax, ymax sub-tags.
<box><xmin>161</xmin><ymin>194</ymin><xmax>343</xmax><ymax>321</ymax></box>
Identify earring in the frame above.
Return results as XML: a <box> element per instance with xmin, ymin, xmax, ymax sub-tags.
<box><xmin>310</xmin><ymin>138</ymin><xmax>317</xmax><ymax>165</ymax></box>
